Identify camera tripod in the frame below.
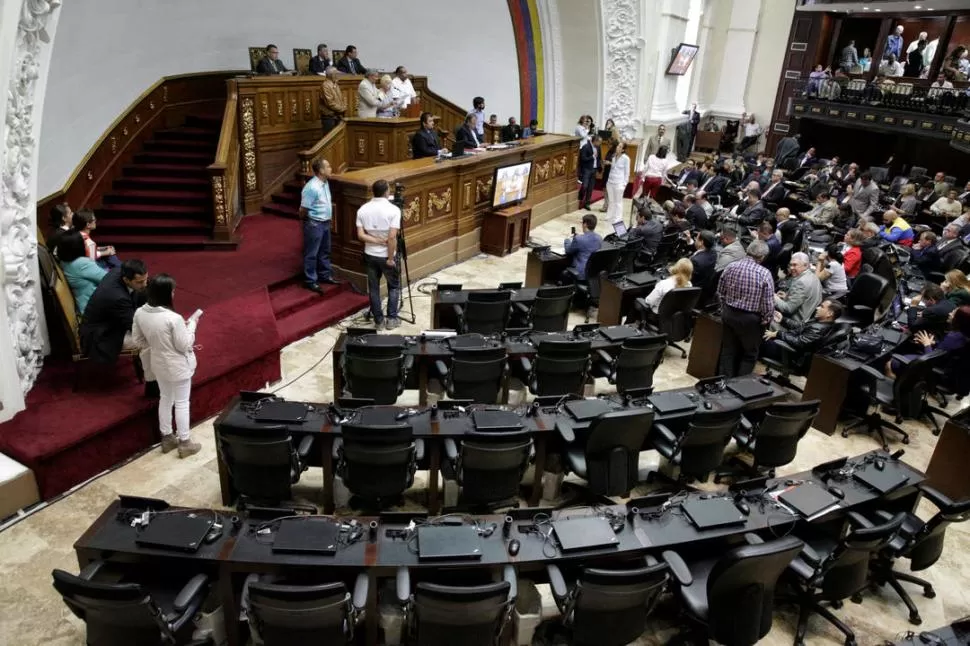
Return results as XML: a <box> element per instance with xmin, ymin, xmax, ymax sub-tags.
<box><xmin>391</xmin><ymin>182</ymin><xmax>416</xmax><ymax>324</ymax></box>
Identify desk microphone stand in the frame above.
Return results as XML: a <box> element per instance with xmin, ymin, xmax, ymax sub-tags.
<box><xmin>393</xmin><ymin>182</ymin><xmax>416</xmax><ymax>324</ymax></box>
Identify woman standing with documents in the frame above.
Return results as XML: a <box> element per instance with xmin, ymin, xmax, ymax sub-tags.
<box><xmin>605</xmin><ymin>141</ymin><xmax>630</xmax><ymax>224</ymax></box>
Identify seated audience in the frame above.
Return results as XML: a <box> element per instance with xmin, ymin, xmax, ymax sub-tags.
<box><xmin>943</xmin><ymin>269</ymin><xmax>970</xmax><ymax>307</ymax></box>
<box><xmin>842</xmin><ymin>229</ymin><xmax>864</xmax><ymax>279</ymax></box>
<box><xmin>412</xmin><ymin>112</ymin><xmax>444</xmax><ymax>159</ymax></box>
<box><xmin>685</xmin><ymin>193</ymin><xmax>709</xmax><ymax>230</ymax></box>
<box><xmin>761</xmin><ymin>169</ymin><xmax>786</xmax><ymax>205</ymax></box>
<box><xmin>72</xmin><ymin>209</ymin><xmax>119</xmax><ymax>269</ymax></box>
<box><xmin>933</xmin><ymin>171</ymin><xmax>952</xmax><ymax>197</ymax></box>
<box><xmin>890</xmin><ymin>306</ymin><xmax>970</xmax><ymax>377</ymax></box>
<box><xmin>762</xmin><ymin>299</ymin><xmax>843</xmax><ymax>361</ymax></box>
<box><xmin>815</xmin><ymin>244</ymin><xmax>849</xmax><ymax>295</ymax></box>
<box><xmin>916</xmin><ymin>181</ymin><xmax>937</xmax><ymax>205</ymax></box>
<box><xmin>696</xmin><ymin>189</ymin><xmax>714</xmax><ymax>217</ymax></box>
<box><xmin>674</xmin><ymin>160</ymin><xmax>696</xmax><ymax>187</ymax></box>
<box><xmin>561</xmin><ymin>213</ymin><xmax>602</xmax><ymax>282</ymax></box>
<box><xmin>715</xmin><ymin>226</ymin><xmax>746</xmax><ymax>271</ymax></box>
<box><xmin>132</xmin><ymin>274</ymin><xmax>201</xmax><ymax>458</ymax></box>
<box><xmin>455</xmin><ymin>113</ymin><xmax>482</xmax><ymax>149</ymax></box>
<box><xmin>775</xmin><ymin>208</ymin><xmax>799</xmax><ymax>246</ymax></box>
<box><xmin>737</xmin><ymin>188</ymin><xmax>769</xmax><ymax>227</ymax></box>
<box><xmin>757</xmin><ymin>222</ymin><xmax>781</xmax><ymax>274</ymax></box>
<box><xmin>46</xmin><ymin>202</ymin><xmax>73</xmax><ymax>253</ymax></box>
<box><xmin>910</xmin><ymin>231</ymin><xmax>942</xmax><ymax>274</ymax></box>
<box><xmin>56</xmin><ymin>231</ymin><xmax>106</xmax><ymax>315</ymax></box>
<box><xmin>804</xmin><ymin>190</ymin><xmax>838</xmax><ymax>226</ymax></box>
<box><xmin>930</xmin><ymin>189</ymin><xmax>963</xmax><ymax>218</ymax></box>
<box><xmin>775</xmin><ymin>252</ymin><xmax>823</xmax><ymax>322</ymax></box>
<box><xmin>907</xmin><ymin>284</ymin><xmax>955</xmax><ymax>338</ymax></box>
<box><xmin>878</xmin><ymin>208</ymin><xmax>914</xmax><ymax>246</ymax></box>
<box><xmin>937</xmin><ymin>222</ymin><xmax>964</xmax><ymax>256</ymax></box>
<box><xmin>691</xmin><ymin>230</ymin><xmax>718</xmax><ymax>291</ymax></box>
<box><xmin>848</xmin><ymin>172</ymin><xmax>880</xmax><ymax>220</ymax></box>
<box><xmin>336</xmin><ymin>45</ymin><xmax>366</xmax><ymax>74</ymax></box>
<box><xmin>628</xmin><ymin>205</ymin><xmax>663</xmax><ymax>256</ymax></box>
<box><xmin>664</xmin><ymin>205</ymin><xmax>691</xmax><ymax>235</ymax></box>
<box><xmin>256</xmin><ymin>44</ymin><xmax>288</xmax><ymax>74</ymax></box>
<box><xmin>896</xmin><ymin>183</ymin><xmax>920</xmax><ymax>217</ymax></box>
<box><xmin>501</xmin><ymin>117</ymin><xmax>522</xmax><ymax>142</ymax></box>
<box><xmin>79</xmin><ymin>259</ymin><xmax>149</xmax><ymax>365</ymax></box>
<box><xmin>643</xmin><ymin>257</ymin><xmax>693</xmax><ymax>317</ymax></box>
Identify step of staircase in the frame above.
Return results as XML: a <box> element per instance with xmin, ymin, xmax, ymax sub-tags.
<box><xmin>154</xmin><ymin>127</ymin><xmax>220</xmax><ymax>143</ymax></box>
<box><xmin>112</xmin><ymin>176</ymin><xmax>211</xmax><ymax>191</ymax></box>
<box><xmin>133</xmin><ymin>151</ymin><xmax>214</xmax><ymax>165</ymax></box>
<box><xmin>94</xmin><ymin>218</ymin><xmax>212</xmax><ymax>234</ymax></box>
<box><xmin>97</xmin><ymin>203</ymin><xmax>211</xmax><ymax>218</ymax></box>
<box><xmin>95</xmin><ymin>233</ymin><xmax>212</xmax><ymax>250</ymax></box>
<box><xmin>122</xmin><ymin>164</ymin><xmax>210</xmax><ymax>179</ymax></box>
<box><xmin>143</xmin><ymin>139</ymin><xmax>217</xmax><ymax>153</ymax></box>
<box><xmin>262</xmin><ymin>202</ymin><xmax>301</xmax><ymax>219</ymax></box>
<box><xmin>269</xmin><ymin>281</ymin><xmax>368</xmax><ymax>346</ymax></box>
<box><xmin>103</xmin><ymin>189</ymin><xmax>211</xmax><ymax>206</ymax></box>
<box><xmin>184</xmin><ymin>114</ymin><xmax>222</xmax><ymax>130</ymax></box>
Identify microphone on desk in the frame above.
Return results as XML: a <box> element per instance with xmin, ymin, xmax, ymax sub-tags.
<box><xmin>369</xmin><ymin>520</ymin><xmax>379</xmax><ymax>542</ymax></box>
<box><xmin>528</xmin><ymin>401</ymin><xmax>540</xmax><ymax>417</ymax></box>
<box><xmin>503</xmin><ymin>516</ymin><xmax>513</xmax><ymax>538</ymax></box>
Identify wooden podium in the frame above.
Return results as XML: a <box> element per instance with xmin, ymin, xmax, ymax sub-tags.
<box><xmin>481</xmin><ymin>203</ymin><xmax>532</xmax><ymax>256</ymax></box>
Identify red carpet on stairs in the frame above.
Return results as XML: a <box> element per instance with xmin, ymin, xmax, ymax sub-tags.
<box><xmin>0</xmin><ymin>214</ymin><xmax>367</xmax><ymax>500</ymax></box>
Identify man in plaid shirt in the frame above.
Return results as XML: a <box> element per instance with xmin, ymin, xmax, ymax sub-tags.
<box><xmin>716</xmin><ymin>240</ymin><xmax>775</xmax><ymax>377</ymax></box>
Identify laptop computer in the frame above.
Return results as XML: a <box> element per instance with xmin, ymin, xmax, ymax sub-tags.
<box><xmin>778</xmin><ymin>482</ymin><xmax>840</xmax><ymax>519</ymax></box>
<box><xmin>853</xmin><ymin>467</ymin><xmax>908</xmax><ymax>495</ymax></box>
<box><xmin>448</xmin><ymin>334</ymin><xmax>486</xmax><ymax>350</ymax></box>
<box><xmin>681</xmin><ymin>497</ymin><xmax>747</xmax><ymax>530</ymax></box>
<box><xmin>437</xmin><ymin>283</ymin><xmax>463</xmax><ymax>292</ymax></box>
<box><xmin>417</xmin><ymin>525</ymin><xmax>483</xmax><ymax>561</ymax></box>
<box><xmin>271</xmin><ymin>517</ymin><xmax>339</xmax><ymax>555</ymax></box>
<box><xmin>726</xmin><ymin>379</ymin><xmax>774</xmax><ymax>401</ymax></box>
<box><xmin>552</xmin><ymin>517</ymin><xmax>619</xmax><ymax>552</ymax></box>
<box><xmin>625</xmin><ymin>271</ymin><xmax>655</xmax><ymax>286</ymax></box>
<box><xmin>599</xmin><ymin>325</ymin><xmax>640</xmax><ymax>343</ymax></box>
<box><xmin>612</xmin><ymin>221</ymin><xmax>628</xmax><ymax>237</ymax></box>
<box><xmin>252</xmin><ymin>401</ymin><xmax>311</xmax><ymax>424</ymax></box>
<box><xmin>647</xmin><ymin>392</ymin><xmax>697</xmax><ymax>415</ymax></box>
<box><xmin>135</xmin><ymin>513</ymin><xmax>214</xmax><ymax>553</ymax></box>
<box><xmin>451</xmin><ymin>141</ymin><xmax>466</xmax><ymax>157</ymax></box>
<box><xmin>472</xmin><ymin>409</ymin><xmax>523</xmax><ymax>432</ymax></box>
<box><xmin>564</xmin><ymin>398</ymin><xmax>613</xmax><ymax>422</ymax></box>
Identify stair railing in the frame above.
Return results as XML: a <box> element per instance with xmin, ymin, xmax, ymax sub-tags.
<box><xmin>207</xmin><ymin>80</ymin><xmax>240</xmax><ymax>242</ymax></box>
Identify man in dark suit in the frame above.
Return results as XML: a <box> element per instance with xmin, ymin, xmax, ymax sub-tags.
<box><xmin>455</xmin><ymin>114</ymin><xmax>482</xmax><ymax>149</ymax></box>
<box><xmin>577</xmin><ymin>134</ymin><xmax>602</xmax><ymax>210</ymax></box>
<box><xmin>79</xmin><ymin>259</ymin><xmax>149</xmax><ymax>364</ymax></box>
<box><xmin>500</xmin><ymin>117</ymin><xmax>523</xmax><ymax>142</ymax></box>
<box><xmin>757</xmin><ymin>221</ymin><xmax>781</xmax><ymax>278</ymax></box>
<box><xmin>907</xmin><ymin>284</ymin><xmax>955</xmax><ymax>338</ymax></box>
<box><xmin>775</xmin><ymin>208</ymin><xmax>800</xmax><ymax>246</ymax></box>
<box><xmin>761</xmin><ymin>169</ymin><xmax>787</xmax><ymax>205</ymax></box>
<box><xmin>336</xmin><ymin>45</ymin><xmax>366</xmax><ymax>74</ymax></box>
<box><xmin>699</xmin><ymin>162</ymin><xmax>731</xmax><ymax>202</ymax></box>
<box><xmin>686</xmin><ymin>193</ymin><xmax>710</xmax><ymax>230</ymax></box>
<box><xmin>690</xmin><ymin>230</ymin><xmax>718</xmax><ymax>292</ymax></box>
<box><xmin>737</xmin><ymin>188</ymin><xmax>769</xmax><ymax>227</ymax></box>
<box><xmin>675</xmin><ymin>160</ymin><xmax>696</xmax><ymax>186</ymax></box>
<box><xmin>562</xmin><ymin>213</ymin><xmax>603</xmax><ymax>282</ymax></box>
<box><xmin>628</xmin><ymin>205</ymin><xmax>663</xmax><ymax>256</ymax></box>
<box><xmin>762</xmin><ymin>299</ymin><xmax>842</xmax><ymax>361</ymax></box>
<box><xmin>309</xmin><ymin>43</ymin><xmax>331</xmax><ymax>74</ymax></box>
<box><xmin>412</xmin><ymin>112</ymin><xmax>443</xmax><ymax>159</ymax></box>
<box><xmin>683</xmin><ymin>102</ymin><xmax>701</xmax><ymax>153</ymax></box>
<box><xmin>256</xmin><ymin>44</ymin><xmax>288</xmax><ymax>75</ymax></box>
<box><xmin>911</xmin><ymin>231</ymin><xmax>942</xmax><ymax>274</ymax></box>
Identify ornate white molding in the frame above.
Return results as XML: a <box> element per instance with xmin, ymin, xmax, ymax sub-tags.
<box><xmin>1</xmin><ymin>0</ymin><xmax>61</xmax><ymax>398</ymax></box>
<box><xmin>601</xmin><ymin>0</ymin><xmax>644</xmax><ymax>141</ymax></box>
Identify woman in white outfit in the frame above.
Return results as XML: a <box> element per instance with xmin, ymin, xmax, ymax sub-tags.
<box><xmin>132</xmin><ymin>274</ymin><xmax>202</xmax><ymax>458</ymax></box>
<box><xmin>606</xmin><ymin>140</ymin><xmax>630</xmax><ymax>224</ymax></box>
<box><xmin>643</xmin><ymin>257</ymin><xmax>693</xmax><ymax>314</ymax></box>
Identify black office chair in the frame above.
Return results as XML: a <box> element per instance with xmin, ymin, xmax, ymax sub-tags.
<box><xmin>868</xmin><ymin>484</ymin><xmax>970</xmax><ymax>625</ymax></box>
<box><xmin>641</xmin><ymin>287</ymin><xmax>702</xmax><ymax>358</ymax></box>
<box><xmin>649</xmin><ymin>407</ymin><xmax>741</xmax><ymax>483</ymax></box>
<box><xmin>926</xmin><ymin>247</ymin><xmax>970</xmax><ymax>285</ymax></box>
<box><xmin>342</xmin><ymin>336</ymin><xmax>411</xmax><ymax>404</ymax></box>
<box><xmin>558</xmin><ymin>408</ymin><xmax>654</xmax><ymax>502</ymax></box>
<box><xmin>843</xmin><ymin>349</ymin><xmax>949</xmax><ymax>449</ymax></box>
<box><xmin>334</xmin><ymin>423</ymin><xmax>423</xmax><ymax>509</ymax></box>
<box><xmin>455</xmin><ymin>290</ymin><xmax>512</xmax><ymax>334</ymax></box>
<box><xmin>909</xmin><ymin>166</ymin><xmax>928</xmax><ymax>179</ymax></box>
<box><xmin>396</xmin><ymin>565</ymin><xmax>517</xmax><ymax>646</ymax></box>
<box><xmin>523</xmin><ymin>339</ymin><xmax>591</xmax><ymax>397</ymax></box>
<box><xmin>714</xmin><ymin>400</ymin><xmax>820</xmax><ymax>482</ymax></box>
<box><xmin>514</xmin><ymin>285</ymin><xmax>574</xmax><ymax>331</ymax></box>
<box><xmin>780</xmin><ymin>511</ymin><xmax>906</xmax><ymax>646</ymax></box>
<box><xmin>837</xmin><ymin>272</ymin><xmax>890</xmax><ymax>328</ymax></box>
<box><xmin>666</xmin><ymin>534</ymin><xmax>805</xmax><ymax>646</ymax></box>
<box><xmin>590</xmin><ymin>333</ymin><xmax>666</xmax><ymax>395</ymax></box>
<box><xmin>545</xmin><ymin>557</ymin><xmax>671</xmax><ymax>646</ymax></box>
<box><xmin>698</xmin><ymin>269</ymin><xmax>723</xmax><ymax>312</ymax></box>
<box><xmin>944</xmin><ymin>174</ymin><xmax>957</xmax><ymax>187</ymax></box>
<box><xmin>216</xmin><ymin>427</ymin><xmax>314</xmax><ymax>507</ymax></box>
<box><xmin>243</xmin><ymin>574</ymin><xmax>368</xmax><ymax>645</ymax></box>
<box><xmin>442</xmin><ymin>430</ymin><xmax>532</xmax><ymax>509</ymax></box>
<box><xmin>645</xmin><ymin>233</ymin><xmax>681</xmax><ymax>271</ymax></box>
<box><xmin>51</xmin><ymin>561</ymin><xmax>211</xmax><ymax>646</ymax></box>
<box><xmin>761</xmin><ymin>324</ymin><xmax>851</xmax><ymax>392</ymax></box>
<box><xmin>573</xmin><ymin>246</ymin><xmax>622</xmax><ymax>321</ymax></box>
<box><xmin>434</xmin><ymin>344</ymin><xmax>508</xmax><ymax>404</ymax></box>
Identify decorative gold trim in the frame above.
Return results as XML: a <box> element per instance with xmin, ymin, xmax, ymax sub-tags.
<box><xmin>149</xmin><ymin>100</ymin><xmax>155</xmax><ymax>110</ymax></box>
<box><xmin>241</xmin><ymin>97</ymin><xmax>258</xmax><ymax>192</ymax></box>
<box><xmin>110</xmin><ymin>137</ymin><xmax>117</xmax><ymax>154</ymax></box>
<box><xmin>277</xmin><ymin>99</ymin><xmax>284</xmax><ymax>117</ymax></box>
<box><xmin>358</xmin><ymin>138</ymin><xmax>366</xmax><ymax>155</ymax></box>
<box><xmin>378</xmin><ymin>140</ymin><xmax>386</xmax><ymax>156</ymax></box>
<box><xmin>261</xmin><ymin>100</ymin><xmax>269</xmax><ymax>119</ymax></box>
<box><xmin>552</xmin><ymin>155</ymin><xmax>566</xmax><ymax>177</ymax></box>
<box><xmin>428</xmin><ymin>188</ymin><xmax>452</xmax><ymax>213</ymax></box>
<box><xmin>134</xmin><ymin>114</ymin><xmax>141</xmax><ymax>124</ymax></box>
<box><xmin>122</xmin><ymin>126</ymin><xmax>128</xmax><ymax>136</ymax></box>
<box><xmin>464</xmin><ymin>181</ymin><xmax>472</xmax><ymax>207</ymax></box>
<box><xmin>211</xmin><ymin>176</ymin><xmax>227</xmax><ymax>225</ymax></box>
<box><xmin>476</xmin><ymin>176</ymin><xmax>493</xmax><ymax>202</ymax></box>
<box><xmin>86</xmin><ymin>171</ymin><xmax>93</xmax><ymax>181</ymax></box>
<box><xmin>535</xmin><ymin>160</ymin><xmax>551</xmax><ymax>182</ymax></box>
<box><xmin>403</xmin><ymin>196</ymin><xmax>421</xmax><ymax>223</ymax></box>
<box><xmin>291</xmin><ymin>98</ymin><xmax>298</xmax><ymax>117</ymax></box>
<box><xmin>304</xmin><ymin>97</ymin><xmax>312</xmax><ymax>116</ymax></box>
<box><xmin>162</xmin><ymin>86</ymin><xmax>168</xmax><ymax>102</ymax></box>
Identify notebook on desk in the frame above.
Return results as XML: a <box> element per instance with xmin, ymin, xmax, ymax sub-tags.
<box><xmin>252</xmin><ymin>401</ymin><xmax>311</xmax><ymax>424</ymax></box>
<box><xmin>625</xmin><ymin>271</ymin><xmax>655</xmax><ymax>286</ymax></box>
<box><xmin>853</xmin><ymin>466</ymin><xmax>908</xmax><ymax>494</ymax></box>
<box><xmin>726</xmin><ymin>379</ymin><xmax>774</xmax><ymax>401</ymax></box>
<box><xmin>272</xmin><ymin>517</ymin><xmax>339</xmax><ymax>555</ymax></box>
<box><xmin>599</xmin><ymin>325</ymin><xmax>639</xmax><ymax>343</ymax></box>
<box><xmin>472</xmin><ymin>409</ymin><xmax>523</xmax><ymax>431</ymax></box>
<box><xmin>135</xmin><ymin>513</ymin><xmax>213</xmax><ymax>553</ymax></box>
<box><xmin>417</xmin><ymin>525</ymin><xmax>483</xmax><ymax>561</ymax></box>
<box><xmin>564</xmin><ymin>398</ymin><xmax>613</xmax><ymax>422</ymax></box>
<box><xmin>681</xmin><ymin>497</ymin><xmax>747</xmax><ymax>530</ymax></box>
<box><xmin>552</xmin><ymin>516</ymin><xmax>619</xmax><ymax>552</ymax></box>
<box><xmin>647</xmin><ymin>392</ymin><xmax>696</xmax><ymax>415</ymax></box>
<box><xmin>778</xmin><ymin>482</ymin><xmax>840</xmax><ymax>520</ymax></box>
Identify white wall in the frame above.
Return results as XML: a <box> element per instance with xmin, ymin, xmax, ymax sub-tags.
<box><xmin>38</xmin><ymin>0</ymin><xmax>520</xmax><ymax>197</ymax></box>
<box><xmin>745</xmin><ymin>0</ymin><xmax>797</xmax><ymax>127</ymax></box>
<box><xmin>557</xmin><ymin>0</ymin><xmax>601</xmax><ymax>130</ymax></box>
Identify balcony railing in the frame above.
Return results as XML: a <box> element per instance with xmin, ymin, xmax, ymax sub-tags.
<box><xmin>795</xmin><ymin>77</ymin><xmax>970</xmax><ymax>118</ymax></box>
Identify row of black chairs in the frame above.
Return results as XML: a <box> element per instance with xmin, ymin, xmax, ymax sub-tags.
<box><xmin>452</xmin><ymin>285</ymin><xmax>574</xmax><ymax>334</ymax></box>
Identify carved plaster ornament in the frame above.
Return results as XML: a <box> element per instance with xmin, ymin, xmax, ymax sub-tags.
<box><xmin>602</xmin><ymin>0</ymin><xmax>645</xmax><ymax>140</ymax></box>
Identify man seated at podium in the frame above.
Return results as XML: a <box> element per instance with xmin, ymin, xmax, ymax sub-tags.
<box><xmin>412</xmin><ymin>112</ymin><xmax>445</xmax><ymax>159</ymax></box>
<box><xmin>501</xmin><ymin>117</ymin><xmax>523</xmax><ymax>142</ymax></box>
<box><xmin>455</xmin><ymin>113</ymin><xmax>483</xmax><ymax>149</ymax></box>
<box><xmin>309</xmin><ymin>44</ymin><xmax>331</xmax><ymax>74</ymax></box>
<box><xmin>337</xmin><ymin>45</ymin><xmax>366</xmax><ymax>75</ymax></box>
<box><xmin>256</xmin><ymin>44</ymin><xmax>289</xmax><ymax>75</ymax></box>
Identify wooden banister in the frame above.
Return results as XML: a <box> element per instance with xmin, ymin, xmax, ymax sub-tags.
<box><xmin>297</xmin><ymin>122</ymin><xmax>349</xmax><ymax>179</ymax></box>
<box><xmin>207</xmin><ymin>80</ymin><xmax>241</xmax><ymax>241</ymax></box>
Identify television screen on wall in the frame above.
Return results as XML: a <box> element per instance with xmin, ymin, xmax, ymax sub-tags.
<box><xmin>666</xmin><ymin>43</ymin><xmax>699</xmax><ymax>76</ymax></box>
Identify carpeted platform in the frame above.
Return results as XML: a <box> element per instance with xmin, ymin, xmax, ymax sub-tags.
<box><xmin>0</xmin><ymin>214</ymin><xmax>367</xmax><ymax>500</ymax></box>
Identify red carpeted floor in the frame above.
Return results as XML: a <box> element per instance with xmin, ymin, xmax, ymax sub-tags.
<box><xmin>0</xmin><ymin>214</ymin><xmax>367</xmax><ymax>499</ymax></box>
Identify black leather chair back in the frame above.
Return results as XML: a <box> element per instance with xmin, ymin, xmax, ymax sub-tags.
<box><xmin>248</xmin><ymin>581</ymin><xmax>351</xmax><ymax>645</ymax></box>
<box><xmin>907</xmin><ymin>497</ymin><xmax>970</xmax><ymax>571</ymax></box>
<box><xmin>893</xmin><ymin>350</ymin><xmax>948</xmax><ymax>418</ymax></box>
<box><xmin>819</xmin><ymin>512</ymin><xmax>905</xmax><ymax>600</ymax></box>
<box><xmin>941</xmin><ymin>247</ymin><xmax>969</xmax><ymax>273</ymax></box>
<box><xmin>699</xmin><ymin>269</ymin><xmax>723</xmax><ymax>311</ymax></box>
<box><xmin>463</xmin><ymin>291</ymin><xmax>512</xmax><ymax>334</ymax></box>
<box><xmin>654</xmin><ymin>287</ymin><xmax>702</xmax><ymax>343</ymax></box>
<box><xmin>581</xmin><ymin>247</ymin><xmax>622</xmax><ymax>301</ymax></box>
<box><xmin>448</xmin><ymin>346</ymin><xmax>507</xmax><ymax>403</ymax></box>
<box><xmin>412</xmin><ymin>581</ymin><xmax>512</xmax><ymax>646</ymax></box>
<box><xmin>845</xmin><ymin>272</ymin><xmax>889</xmax><ymax>326</ymax></box>
<box><xmin>583</xmin><ymin>409</ymin><xmax>654</xmax><ymax>496</ymax></box>
<box><xmin>775</xmin><ymin>243</ymin><xmax>794</xmax><ymax>277</ymax></box>
<box><xmin>531</xmin><ymin>339</ymin><xmax>591</xmax><ymax>397</ymax></box>
<box><xmin>217</xmin><ymin>429</ymin><xmax>299</xmax><ymax>504</ymax></box>
<box><xmin>51</xmin><ymin>571</ymin><xmax>173</xmax><ymax>646</ymax></box>
<box><xmin>750</xmin><ymin>400</ymin><xmax>820</xmax><ymax>468</ymax></box>
<box><xmin>457</xmin><ymin>431</ymin><xmax>532</xmax><ymax>505</ymax></box>
<box><xmin>343</xmin><ymin>337</ymin><xmax>407</xmax><ymax>404</ymax></box>
<box><xmin>651</xmin><ymin>233</ymin><xmax>680</xmax><ymax>268</ymax></box>
<box><xmin>570</xmin><ymin>562</ymin><xmax>669</xmax><ymax>646</ymax></box>
<box><xmin>909</xmin><ymin>166</ymin><xmax>928</xmax><ymax>178</ymax></box>
<box><xmin>337</xmin><ymin>424</ymin><xmax>416</xmax><ymax>502</ymax></box>
<box><xmin>613</xmin><ymin>334</ymin><xmax>667</xmax><ymax>393</ymax></box>
<box><xmin>530</xmin><ymin>286</ymin><xmax>574</xmax><ymax>332</ymax></box>
<box><xmin>679</xmin><ymin>408</ymin><xmax>741</xmax><ymax>479</ymax></box>
<box><xmin>706</xmin><ymin>536</ymin><xmax>804</xmax><ymax>646</ymax></box>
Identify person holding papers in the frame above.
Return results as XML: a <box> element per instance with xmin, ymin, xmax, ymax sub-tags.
<box><xmin>391</xmin><ymin>66</ymin><xmax>417</xmax><ymax>108</ymax></box>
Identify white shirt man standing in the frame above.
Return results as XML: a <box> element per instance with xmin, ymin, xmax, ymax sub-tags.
<box><xmin>356</xmin><ymin>180</ymin><xmax>402</xmax><ymax>329</ymax></box>
<box><xmin>391</xmin><ymin>65</ymin><xmax>417</xmax><ymax>108</ymax></box>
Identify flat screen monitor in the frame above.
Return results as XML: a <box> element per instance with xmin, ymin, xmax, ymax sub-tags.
<box><xmin>666</xmin><ymin>43</ymin><xmax>699</xmax><ymax>76</ymax></box>
<box><xmin>492</xmin><ymin>161</ymin><xmax>532</xmax><ymax>208</ymax></box>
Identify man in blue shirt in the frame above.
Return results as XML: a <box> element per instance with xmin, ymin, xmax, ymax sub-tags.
<box><xmin>561</xmin><ymin>213</ymin><xmax>603</xmax><ymax>282</ymax></box>
<box><xmin>469</xmin><ymin>96</ymin><xmax>486</xmax><ymax>143</ymax></box>
<box><xmin>299</xmin><ymin>158</ymin><xmax>338</xmax><ymax>293</ymax></box>
<box><xmin>884</xmin><ymin>25</ymin><xmax>904</xmax><ymax>60</ymax></box>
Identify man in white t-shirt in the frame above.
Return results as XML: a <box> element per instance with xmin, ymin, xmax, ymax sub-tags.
<box><xmin>391</xmin><ymin>66</ymin><xmax>417</xmax><ymax>108</ymax></box>
<box><xmin>356</xmin><ymin>180</ymin><xmax>403</xmax><ymax>329</ymax></box>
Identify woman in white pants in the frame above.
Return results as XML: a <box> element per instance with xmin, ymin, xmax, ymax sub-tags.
<box><xmin>606</xmin><ymin>140</ymin><xmax>630</xmax><ymax>224</ymax></box>
<box><xmin>132</xmin><ymin>274</ymin><xmax>202</xmax><ymax>458</ymax></box>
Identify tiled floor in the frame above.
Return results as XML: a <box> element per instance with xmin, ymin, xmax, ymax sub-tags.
<box><xmin>1</xmin><ymin>202</ymin><xmax>966</xmax><ymax>645</ymax></box>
